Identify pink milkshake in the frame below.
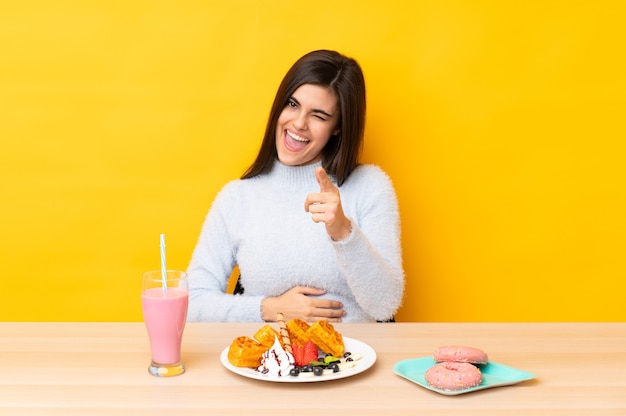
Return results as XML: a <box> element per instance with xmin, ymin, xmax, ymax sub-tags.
<box><xmin>142</xmin><ymin>270</ymin><xmax>188</xmax><ymax>377</ymax></box>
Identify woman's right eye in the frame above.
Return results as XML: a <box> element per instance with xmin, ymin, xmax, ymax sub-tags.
<box><xmin>287</xmin><ymin>99</ymin><xmax>298</xmax><ymax>108</ymax></box>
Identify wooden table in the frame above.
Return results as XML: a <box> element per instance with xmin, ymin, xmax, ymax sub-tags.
<box><xmin>1</xmin><ymin>322</ymin><xmax>625</xmax><ymax>415</ymax></box>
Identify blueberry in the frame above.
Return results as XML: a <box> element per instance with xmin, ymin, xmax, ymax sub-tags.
<box><xmin>289</xmin><ymin>368</ymin><xmax>300</xmax><ymax>377</ymax></box>
<box><xmin>313</xmin><ymin>366</ymin><xmax>323</xmax><ymax>376</ymax></box>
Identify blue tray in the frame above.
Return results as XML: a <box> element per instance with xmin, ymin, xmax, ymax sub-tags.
<box><xmin>393</xmin><ymin>356</ymin><xmax>535</xmax><ymax>395</ymax></box>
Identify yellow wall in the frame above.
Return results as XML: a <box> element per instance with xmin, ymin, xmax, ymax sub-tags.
<box><xmin>1</xmin><ymin>1</ymin><xmax>624</xmax><ymax>322</ymax></box>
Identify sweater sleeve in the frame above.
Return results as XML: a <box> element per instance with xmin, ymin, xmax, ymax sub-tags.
<box><xmin>332</xmin><ymin>165</ymin><xmax>404</xmax><ymax>321</ymax></box>
<box><xmin>186</xmin><ymin>182</ymin><xmax>265</xmax><ymax>322</ymax></box>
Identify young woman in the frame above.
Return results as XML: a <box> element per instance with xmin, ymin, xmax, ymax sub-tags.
<box><xmin>187</xmin><ymin>50</ymin><xmax>404</xmax><ymax>322</ymax></box>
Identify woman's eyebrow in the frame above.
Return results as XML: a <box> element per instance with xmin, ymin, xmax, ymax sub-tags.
<box><xmin>290</xmin><ymin>96</ymin><xmax>334</xmax><ymax>118</ymax></box>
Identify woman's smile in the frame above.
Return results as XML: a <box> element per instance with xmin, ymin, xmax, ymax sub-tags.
<box><xmin>284</xmin><ymin>130</ymin><xmax>310</xmax><ymax>152</ymax></box>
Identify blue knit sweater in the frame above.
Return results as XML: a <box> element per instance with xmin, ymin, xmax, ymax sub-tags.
<box><xmin>187</xmin><ymin>160</ymin><xmax>404</xmax><ymax>322</ymax></box>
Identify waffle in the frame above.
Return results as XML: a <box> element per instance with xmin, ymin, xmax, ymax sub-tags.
<box><xmin>253</xmin><ymin>324</ymin><xmax>282</xmax><ymax>349</ymax></box>
<box><xmin>286</xmin><ymin>318</ymin><xmax>311</xmax><ymax>346</ymax></box>
<box><xmin>307</xmin><ymin>320</ymin><xmax>344</xmax><ymax>357</ymax></box>
<box><xmin>227</xmin><ymin>336</ymin><xmax>267</xmax><ymax>368</ymax></box>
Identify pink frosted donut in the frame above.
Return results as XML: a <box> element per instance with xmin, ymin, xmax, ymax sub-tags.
<box><xmin>425</xmin><ymin>362</ymin><xmax>482</xmax><ymax>391</ymax></box>
<box><xmin>433</xmin><ymin>346</ymin><xmax>488</xmax><ymax>364</ymax></box>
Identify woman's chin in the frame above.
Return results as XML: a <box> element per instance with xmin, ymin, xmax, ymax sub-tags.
<box><xmin>277</xmin><ymin>152</ymin><xmax>320</xmax><ymax>167</ymax></box>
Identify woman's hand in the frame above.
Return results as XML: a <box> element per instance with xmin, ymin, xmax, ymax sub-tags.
<box><xmin>261</xmin><ymin>286</ymin><xmax>346</xmax><ymax>322</ymax></box>
<box><xmin>304</xmin><ymin>167</ymin><xmax>352</xmax><ymax>241</ymax></box>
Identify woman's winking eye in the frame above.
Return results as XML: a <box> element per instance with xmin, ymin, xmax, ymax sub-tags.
<box><xmin>286</xmin><ymin>97</ymin><xmax>332</xmax><ymax>121</ymax></box>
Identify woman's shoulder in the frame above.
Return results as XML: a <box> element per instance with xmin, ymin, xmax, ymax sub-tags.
<box><xmin>341</xmin><ymin>164</ymin><xmax>399</xmax><ymax>211</ymax></box>
<box><xmin>346</xmin><ymin>163</ymin><xmax>394</xmax><ymax>186</ymax></box>
<box><xmin>352</xmin><ymin>163</ymin><xmax>388</xmax><ymax>175</ymax></box>
<box><xmin>212</xmin><ymin>177</ymin><xmax>252</xmax><ymax>203</ymax></box>
<box><xmin>214</xmin><ymin>173</ymin><xmax>272</xmax><ymax>202</ymax></box>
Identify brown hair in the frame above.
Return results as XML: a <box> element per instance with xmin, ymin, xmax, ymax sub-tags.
<box><xmin>241</xmin><ymin>50</ymin><xmax>366</xmax><ymax>186</ymax></box>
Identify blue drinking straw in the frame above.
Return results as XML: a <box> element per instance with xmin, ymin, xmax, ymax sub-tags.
<box><xmin>160</xmin><ymin>233</ymin><xmax>167</xmax><ymax>291</ymax></box>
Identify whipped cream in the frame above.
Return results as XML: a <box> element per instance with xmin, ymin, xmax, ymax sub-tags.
<box><xmin>258</xmin><ymin>335</ymin><xmax>295</xmax><ymax>377</ymax></box>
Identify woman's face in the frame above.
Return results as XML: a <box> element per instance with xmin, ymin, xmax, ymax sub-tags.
<box><xmin>275</xmin><ymin>83</ymin><xmax>340</xmax><ymax>166</ymax></box>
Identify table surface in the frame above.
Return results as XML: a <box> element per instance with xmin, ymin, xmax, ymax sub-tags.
<box><xmin>1</xmin><ymin>322</ymin><xmax>625</xmax><ymax>415</ymax></box>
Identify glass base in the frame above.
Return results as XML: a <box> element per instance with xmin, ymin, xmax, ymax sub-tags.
<box><xmin>148</xmin><ymin>360</ymin><xmax>185</xmax><ymax>377</ymax></box>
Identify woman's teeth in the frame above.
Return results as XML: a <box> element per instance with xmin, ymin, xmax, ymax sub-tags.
<box><xmin>287</xmin><ymin>131</ymin><xmax>309</xmax><ymax>142</ymax></box>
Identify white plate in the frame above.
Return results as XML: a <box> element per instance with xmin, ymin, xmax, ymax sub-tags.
<box><xmin>220</xmin><ymin>336</ymin><xmax>376</xmax><ymax>383</ymax></box>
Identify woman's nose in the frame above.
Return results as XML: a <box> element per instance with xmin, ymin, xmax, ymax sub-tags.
<box><xmin>293</xmin><ymin>110</ymin><xmax>307</xmax><ymax>130</ymax></box>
